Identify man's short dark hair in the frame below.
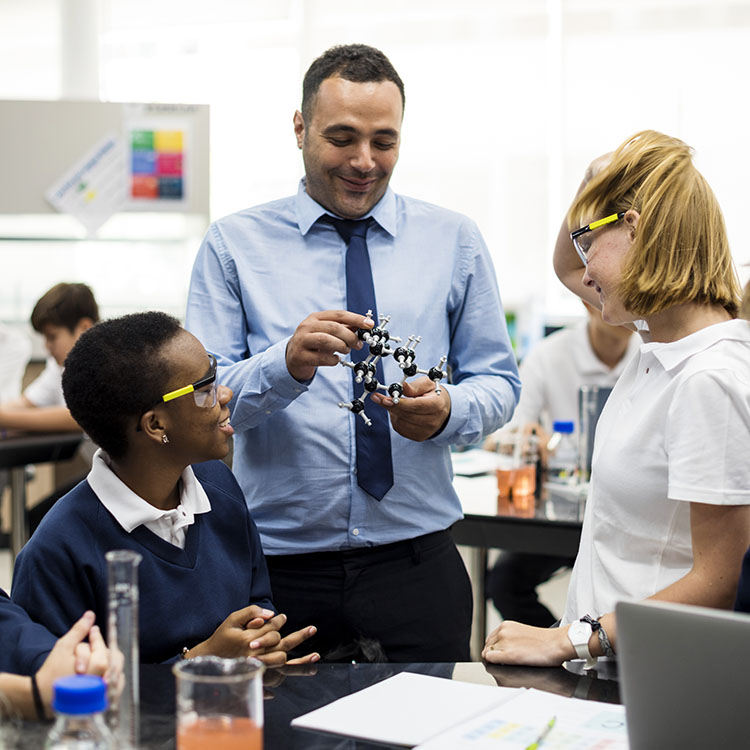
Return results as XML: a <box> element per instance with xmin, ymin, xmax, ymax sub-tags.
<box><xmin>301</xmin><ymin>44</ymin><xmax>405</xmax><ymax>123</ymax></box>
<box><xmin>62</xmin><ymin>311</ymin><xmax>183</xmax><ymax>459</ymax></box>
<box><xmin>30</xmin><ymin>282</ymin><xmax>99</xmax><ymax>333</ymax></box>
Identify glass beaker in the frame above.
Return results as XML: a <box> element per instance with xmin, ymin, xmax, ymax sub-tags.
<box><xmin>495</xmin><ymin>431</ymin><xmax>536</xmax><ymax>513</ymax></box>
<box><xmin>106</xmin><ymin>550</ymin><xmax>141</xmax><ymax>749</ymax></box>
<box><xmin>173</xmin><ymin>656</ymin><xmax>264</xmax><ymax>750</ymax></box>
<box><xmin>578</xmin><ymin>385</ymin><xmax>613</xmax><ymax>481</ymax></box>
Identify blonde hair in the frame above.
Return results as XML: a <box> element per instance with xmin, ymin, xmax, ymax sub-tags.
<box><xmin>568</xmin><ymin>130</ymin><xmax>740</xmax><ymax>317</ymax></box>
<box><xmin>741</xmin><ymin>281</ymin><xmax>750</xmax><ymax>321</ymax></box>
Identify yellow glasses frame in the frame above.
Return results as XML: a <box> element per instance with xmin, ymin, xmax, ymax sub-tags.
<box><xmin>570</xmin><ymin>212</ymin><xmax>625</xmax><ymax>265</ymax></box>
<box><xmin>161</xmin><ymin>353</ymin><xmax>217</xmax><ymax>408</ymax></box>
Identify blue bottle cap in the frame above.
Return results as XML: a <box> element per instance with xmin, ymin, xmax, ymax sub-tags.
<box><xmin>552</xmin><ymin>420</ymin><xmax>575</xmax><ymax>434</ymax></box>
<box><xmin>52</xmin><ymin>675</ymin><xmax>108</xmax><ymax>715</ymax></box>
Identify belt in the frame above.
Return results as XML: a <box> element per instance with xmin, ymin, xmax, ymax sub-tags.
<box><xmin>265</xmin><ymin>528</ymin><xmax>453</xmax><ymax>567</ymax></box>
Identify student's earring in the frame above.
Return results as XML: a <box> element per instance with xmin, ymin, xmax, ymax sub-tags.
<box><xmin>162</xmin><ymin>434</ymin><xmax>169</xmax><ymax>444</ymax></box>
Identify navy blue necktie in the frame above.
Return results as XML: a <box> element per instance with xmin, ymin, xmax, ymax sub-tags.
<box><xmin>329</xmin><ymin>217</ymin><xmax>394</xmax><ymax>501</ymax></box>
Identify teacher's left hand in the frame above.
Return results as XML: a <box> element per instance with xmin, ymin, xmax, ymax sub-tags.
<box><xmin>370</xmin><ymin>377</ymin><xmax>451</xmax><ymax>442</ymax></box>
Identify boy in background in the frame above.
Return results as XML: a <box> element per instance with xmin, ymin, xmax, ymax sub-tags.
<box><xmin>0</xmin><ymin>283</ymin><xmax>99</xmax><ymax>532</ymax></box>
<box><xmin>0</xmin><ymin>283</ymin><xmax>98</xmax><ymax>433</ymax></box>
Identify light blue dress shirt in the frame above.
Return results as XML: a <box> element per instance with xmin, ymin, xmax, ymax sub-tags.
<box><xmin>186</xmin><ymin>181</ymin><xmax>520</xmax><ymax>554</ymax></box>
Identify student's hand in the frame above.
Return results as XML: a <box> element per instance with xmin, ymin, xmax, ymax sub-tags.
<box><xmin>35</xmin><ymin>611</ymin><xmax>109</xmax><ymax>715</ymax></box>
<box><xmin>482</xmin><ymin>620</ymin><xmax>574</xmax><ymax>668</ymax></box>
<box><xmin>250</xmin><ymin>621</ymin><xmax>320</xmax><ymax>667</ymax></box>
<box><xmin>187</xmin><ymin>605</ymin><xmax>278</xmax><ymax>659</ymax></box>
<box><xmin>286</xmin><ymin>311</ymin><xmax>373</xmax><ymax>382</ymax></box>
<box><xmin>583</xmin><ymin>151</ymin><xmax>613</xmax><ymax>184</ymax></box>
<box><xmin>553</xmin><ymin>149</ymin><xmax>614</xmax><ymax>309</ymax></box>
<box><xmin>370</xmin><ymin>377</ymin><xmax>451</xmax><ymax>441</ymax></box>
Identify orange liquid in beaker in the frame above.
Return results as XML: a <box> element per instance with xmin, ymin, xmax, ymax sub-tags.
<box><xmin>513</xmin><ymin>464</ymin><xmax>536</xmax><ymax>499</ymax></box>
<box><xmin>178</xmin><ymin>716</ymin><xmax>262</xmax><ymax>750</ymax></box>
<box><xmin>496</xmin><ymin>465</ymin><xmax>536</xmax><ymax>516</ymax></box>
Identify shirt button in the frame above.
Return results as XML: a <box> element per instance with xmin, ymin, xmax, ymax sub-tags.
<box><xmin>352</xmin><ymin>528</ymin><xmax>360</xmax><ymax>536</ymax></box>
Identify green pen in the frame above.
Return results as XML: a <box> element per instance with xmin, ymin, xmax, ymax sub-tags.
<box><xmin>525</xmin><ymin>715</ymin><xmax>556</xmax><ymax>750</ymax></box>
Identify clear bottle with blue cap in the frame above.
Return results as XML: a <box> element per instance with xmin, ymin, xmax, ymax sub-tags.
<box><xmin>45</xmin><ymin>675</ymin><xmax>114</xmax><ymax>750</ymax></box>
<box><xmin>547</xmin><ymin>420</ymin><xmax>579</xmax><ymax>484</ymax></box>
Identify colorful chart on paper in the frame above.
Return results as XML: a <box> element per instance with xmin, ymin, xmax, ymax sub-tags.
<box><xmin>415</xmin><ymin>689</ymin><xmax>628</xmax><ymax>750</ymax></box>
<box><xmin>443</xmin><ymin>711</ymin><xmax>626</xmax><ymax>749</ymax></box>
<box><xmin>129</xmin><ymin>128</ymin><xmax>185</xmax><ymax>201</ymax></box>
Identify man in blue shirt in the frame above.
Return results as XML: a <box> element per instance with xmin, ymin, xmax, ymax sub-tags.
<box><xmin>186</xmin><ymin>44</ymin><xmax>520</xmax><ymax>662</ymax></box>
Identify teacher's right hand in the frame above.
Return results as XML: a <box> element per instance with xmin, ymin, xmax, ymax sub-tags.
<box><xmin>286</xmin><ymin>310</ymin><xmax>373</xmax><ymax>382</ymax></box>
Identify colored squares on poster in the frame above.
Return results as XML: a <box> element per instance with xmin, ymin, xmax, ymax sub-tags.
<box><xmin>155</xmin><ymin>130</ymin><xmax>183</xmax><ymax>152</ymax></box>
<box><xmin>130</xmin><ymin>129</ymin><xmax>184</xmax><ymax>200</ymax></box>
<box><xmin>131</xmin><ymin>130</ymin><xmax>154</xmax><ymax>150</ymax></box>
<box><xmin>132</xmin><ymin>150</ymin><xmax>156</xmax><ymax>175</ymax></box>
<box><xmin>158</xmin><ymin>177</ymin><xmax>183</xmax><ymax>198</ymax></box>
<box><xmin>157</xmin><ymin>152</ymin><xmax>182</xmax><ymax>176</ymax></box>
<box><xmin>131</xmin><ymin>175</ymin><xmax>159</xmax><ymax>198</ymax></box>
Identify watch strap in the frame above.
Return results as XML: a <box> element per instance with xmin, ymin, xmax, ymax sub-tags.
<box><xmin>573</xmin><ymin>637</ymin><xmax>593</xmax><ymax>661</ymax></box>
<box><xmin>581</xmin><ymin>614</ymin><xmax>601</xmax><ymax>632</ymax></box>
<box><xmin>596</xmin><ymin>619</ymin><xmax>616</xmax><ymax>657</ymax></box>
<box><xmin>569</xmin><ymin>618</ymin><xmax>599</xmax><ymax>669</ymax></box>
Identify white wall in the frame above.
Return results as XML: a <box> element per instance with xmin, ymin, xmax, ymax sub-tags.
<box><xmin>2</xmin><ymin>0</ymin><xmax>750</xmax><ymax>351</ymax></box>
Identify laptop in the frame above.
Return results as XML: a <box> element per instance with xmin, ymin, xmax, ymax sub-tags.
<box><xmin>616</xmin><ymin>599</ymin><xmax>750</xmax><ymax>750</ymax></box>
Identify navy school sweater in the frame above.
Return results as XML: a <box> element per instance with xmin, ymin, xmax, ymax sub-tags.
<box><xmin>0</xmin><ymin>587</ymin><xmax>57</xmax><ymax>675</ymax></box>
<box><xmin>11</xmin><ymin>460</ymin><xmax>274</xmax><ymax>664</ymax></box>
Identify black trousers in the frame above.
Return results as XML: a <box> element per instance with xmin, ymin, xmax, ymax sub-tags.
<box><xmin>487</xmin><ymin>551</ymin><xmax>574</xmax><ymax>627</ymax></box>
<box><xmin>265</xmin><ymin>529</ymin><xmax>473</xmax><ymax>663</ymax></box>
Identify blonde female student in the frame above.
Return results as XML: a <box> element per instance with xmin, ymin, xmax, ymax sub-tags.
<box><xmin>484</xmin><ymin>130</ymin><xmax>750</xmax><ymax>667</ymax></box>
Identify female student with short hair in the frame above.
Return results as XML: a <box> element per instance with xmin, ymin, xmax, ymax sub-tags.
<box><xmin>484</xmin><ymin>131</ymin><xmax>750</xmax><ymax>666</ymax></box>
<box><xmin>12</xmin><ymin>312</ymin><xmax>317</xmax><ymax>666</ymax></box>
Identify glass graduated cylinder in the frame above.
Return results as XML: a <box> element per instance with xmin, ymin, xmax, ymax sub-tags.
<box><xmin>106</xmin><ymin>550</ymin><xmax>142</xmax><ymax>749</ymax></box>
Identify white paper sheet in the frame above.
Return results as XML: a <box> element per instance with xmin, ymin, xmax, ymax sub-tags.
<box><xmin>291</xmin><ymin>671</ymin><xmax>520</xmax><ymax>747</ymax></box>
<box><xmin>45</xmin><ymin>132</ymin><xmax>127</xmax><ymax>235</ymax></box>
<box><xmin>415</xmin><ymin>688</ymin><xmax>628</xmax><ymax>750</ymax></box>
<box><xmin>451</xmin><ymin>449</ymin><xmax>500</xmax><ymax>477</ymax></box>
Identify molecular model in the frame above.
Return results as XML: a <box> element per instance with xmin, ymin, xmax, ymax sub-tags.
<box><xmin>337</xmin><ymin>310</ymin><xmax>448</xmax><ymax>426</ymax></box>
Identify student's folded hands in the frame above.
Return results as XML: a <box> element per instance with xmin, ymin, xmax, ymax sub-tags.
<box><xmin>186</xmin><ymin>604</ymin><xmax>320</xmax><ymax>666</ymax></box>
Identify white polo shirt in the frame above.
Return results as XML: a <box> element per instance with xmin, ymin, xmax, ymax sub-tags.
<box><xmin>24</xmin><ymin>357</ymin><xmax>65</xmax><ymax>407</ymax></box>
<box><xmin>87</xmin><ymin>448</ymin><xmax>212</xmax><ymax>549</ymax></box>
<box><xmin>504</xmin><ymin>321</ymin><xmax>640</xmax><ymax>434</ymax></box>
<box><xmin>24</xmin><ymin>357</ymin><xmax>98</xmax><ymax>465</ymax></box>
<box><xmin>563</xmin><ymin>318</ymin><xmax>750</xmax><ymax>623</ymax></box>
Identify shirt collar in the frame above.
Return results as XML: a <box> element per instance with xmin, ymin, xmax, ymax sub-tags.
<box><xmin>87</xmin><ymin>448</ymin><xmax>211</xmax><ymax>534</ymax></box>
<box><xmin>294</xmin><ymin>178</ymin><xmax>397</xmax><ymax>238</ymax></box>
<box><xmin>641</xmin><ymin>318</ymin><xmax>750</xmax><ymax>372</ymax></box>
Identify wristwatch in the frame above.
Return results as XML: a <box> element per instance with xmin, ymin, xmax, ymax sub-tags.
<box><xmin>567</xmin><ymin>617</ymin><xmax>599</xmax><ymax>669</ymax></box>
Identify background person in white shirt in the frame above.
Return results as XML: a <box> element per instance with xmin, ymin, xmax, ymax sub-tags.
<box><xmin>484</xmin><ymin>130</ymin><xmax>750</xmax><ymax>666</ymax></box>
<box><xmin>0</xmin><ymin>283</ymin><xmax>97</xmax><ymax>434</ymax></box>
<box><xmin>0</xmin><ymin>283</ymin><xmax>100</xmax><ymax>533</ymax></box>
<box><xmin>485</xmin><ymin>303</ymin><xmax>637</xmax><ymax>626</ymax></box>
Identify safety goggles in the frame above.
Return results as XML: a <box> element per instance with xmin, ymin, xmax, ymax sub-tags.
<box><xmin>570</xmin><ymin>212</ymin><xmax>625</xmax><ymax>265</ymax></box>
<box><xmin>161</xmin><ymin>353</ymin><xmax>218</xmax><ymax>408</ymax></box>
